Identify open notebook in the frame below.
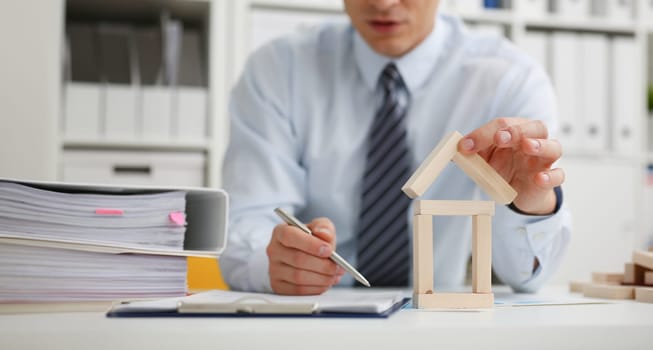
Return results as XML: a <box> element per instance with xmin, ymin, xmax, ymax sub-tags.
<box><xmin>107</xmin><ymin>288</ymin><xmax>410</xmax><ymax>318</ymax></box>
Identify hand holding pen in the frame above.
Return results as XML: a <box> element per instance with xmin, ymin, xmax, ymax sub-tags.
<box><xmin>267</xmin><ymin>208</ymin><xmax>369</xmax><ymax>295</ymax></box>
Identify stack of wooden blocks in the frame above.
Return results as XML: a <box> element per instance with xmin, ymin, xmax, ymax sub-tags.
<box><xmin>402</xmin><ymin>131</ymin><xmax>517</xmax><ymax>309</ymax></box>
<box><xmin>570</xmin><ymin>248</ymin><xmax>653</xmax><ymax>303</ymax></box>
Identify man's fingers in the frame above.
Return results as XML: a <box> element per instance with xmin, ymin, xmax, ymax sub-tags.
<box><xmin>496</xmin><ymin>120</ymin><xmax>549</xmax><ymax>148</ymax></box>
<box><xmin>306</xmin><ymin>217</ymin><xmax>336</xmax><ymax>245</ymax></box>
<box><xmin>458</xmin><ymin>117</ymin><xmax>546</xmax><ymax>154</ymax></box>
<box><xmin>272</xmin><ymin>247</ymin><xmax>341</xmax><ymax>275</ymax></box>
<box><xmin>272</xmin><ymin>263</ymin><xmax>339</xmax><ymax>288</ymax></box>
<box><xmin>534</xmin><ymin>168</ymin><xmax>565</xmax><ymax>189</ymax></box>
<box><xmin>273</xmin><ymin>224</ymin><xmax>333</xmax><ymax>258</ymax></box>
<box><xmin>521</xmin><ymin>138</ymin><xmax>562</xmax><ymax>162</ymax></box>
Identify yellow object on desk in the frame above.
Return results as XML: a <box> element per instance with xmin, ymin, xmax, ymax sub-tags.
<box><xmin>187</xmin><ymin>257</ymin><xmax>229</xmax><ymax>291</ymax></box>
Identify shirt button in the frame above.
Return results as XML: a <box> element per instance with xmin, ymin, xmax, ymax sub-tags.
<box><xmin>518</xmin><ymin>227</ymin><xmax>527</xmax><ymax>235</ymax></box>
<box><xmin>533</xmin><ymin>232</ymin><xmax>546</xmax><ymax>241</ymax></box>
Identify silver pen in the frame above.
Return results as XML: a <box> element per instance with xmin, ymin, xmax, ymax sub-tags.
<box><xmin>274</xmin><ymin>207</ymin><xmax>371</xmax><ymax>287</ymax></box>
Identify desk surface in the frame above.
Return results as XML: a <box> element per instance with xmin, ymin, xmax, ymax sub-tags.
<box><xmin>2</xmin><ymin>290</ymin><xmax>653</xmax><ymax>350</ymax></box>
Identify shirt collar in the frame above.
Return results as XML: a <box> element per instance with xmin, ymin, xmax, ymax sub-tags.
<box><xmin>353</xmin><ymin>14</ymin><xmax>450</xmax><ymax>94</ymax></box>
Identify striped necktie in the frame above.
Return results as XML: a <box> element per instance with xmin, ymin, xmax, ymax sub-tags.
<box><xmin>356</xmin><ymin>63</ymin><xmax>412</xmax><ymax>287</ymax></box>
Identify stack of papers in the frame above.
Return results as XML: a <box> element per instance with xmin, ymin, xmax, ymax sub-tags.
<box><xmin>0</xmin><ymin>243</ymin><xmax>186</xmax><ymax>302</ymax></box>
<box><xmin>0</xmin><ymin>180</ymin><xmax>190</xmax><ymax>304</ymax></box>
<box><xmin>0</xmin><ymin>182</ymin><xmax>186</xmax><ymax>250</ymax></box>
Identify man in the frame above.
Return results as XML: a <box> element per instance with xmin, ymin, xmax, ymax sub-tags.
<box><xmin>220</xmin><ymin>0</ymin><xmax>571</xmax><ymax>295</ymax></box>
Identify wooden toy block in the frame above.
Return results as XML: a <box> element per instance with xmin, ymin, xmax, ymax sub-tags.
<box><xmin>645</xmin><ymin>271</ymin><xmax>653</xmax><ymax>286</ymax></box>
<box><xmin>472</xmin><ymin>215</ymin><xmax>492</xmax><ymax>294</ymax></box>
<box><xmin>622</xmin><ymin>262</ymin><xmax>647</xmax><ymax>285</ymax></box>
<box><xmin>452</xmin><ymin>151</ymin><xmax>517</xmax><ymax>204</ymax></box>
<box><xmin>401</xmin><ymin>131</ymin><xmax>462</xmax><ymax>198</ymax></box>
<box><xmin>635</xmin><ymin>287</ymin><xmax>653</xmax><ymax>303</ymax></box>
<box><xmin>414</xmin><ymin>200</ymin><xmax>495</xmax><ymax>216</ymax></box>
<box><xmin>404</xmin><ymin>131</ymin><xmax>507</xmax><ymax>309</ymax></box>
<box><xmin>413</xmin><ymin>215</ymin><xmax>433</xmax><ymax>295</ymax></box>
<box><xmin>569</xmin><ymin>281</ymin><xmax>589</xmax><ymax>293</ymax></box>
<box><xmin>583</xmin><ymin>283</ymin><xmax>634</xmax><ymax>299</ymax></box>
<box><xmin>591</xmin><ymin>272</ymin><xmax>624</xmax><ymax>285</ymax></box>
<box><xmin>633</xmin><ymin>250</ymin><xmax>653</xmax><ymax>270</ymax></box>
<box><xmin>414</xmin><ymin>292</ymin><xmax>494</xmax><ymax>309</ymax></box>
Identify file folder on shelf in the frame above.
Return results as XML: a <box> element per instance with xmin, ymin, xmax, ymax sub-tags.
<box><xmin>579</xmin><ymin>34</ymin><xmax>609</xmax><ymax>153</ymax></box>
<box><xmin>611</xmin><ymin>37</ymin><xmax>639</xmax><ymax>155</ymax></box>
<box><xmin>551</xmin><ymin>31</ymin><xmax>581</xmax><ymax>153</ymax></box>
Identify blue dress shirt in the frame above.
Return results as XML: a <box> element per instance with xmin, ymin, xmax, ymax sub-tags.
<box><xmin>220</xmin><ymin>14</ymin><xmax>572</xmax><ymax>293</ymax></box>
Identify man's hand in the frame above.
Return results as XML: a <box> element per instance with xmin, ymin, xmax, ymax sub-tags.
<box><xmin>267</xmin><ymin>217</ymin><xmax>345</xmax><ymax>295</ymax></box>
<box><xmin>458</xmin><ymin>118</ymin><xmax>564</xmax><ymax>215</ymax></box>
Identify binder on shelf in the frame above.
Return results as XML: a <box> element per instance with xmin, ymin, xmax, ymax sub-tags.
<box><xmin>483</xmin><ymin>0</ymin><xmax>501</xmax><ymax>9</ymax></box>
<box><xmin>518</xmin><ymin>30</ymin><xmax>549</xmax><ymax>72</ymax></box>
<box><xmin>64</xmin><ymin>23</ymin><xmax>102</xmax><ymax>140</ymax></box>
<box><xmin>98</xmin><ymin>24</ymin><xmax>138</xmax><ymax>140</ymax></box>
<box><xmin>174</xmin><ymin>29</ymin><xmax>207</xmax><ymax>141</ymax></box>
<box><xmin>643</xmin><ymin>0</ymin><xmax>653</xmax><ymax>22</ymax></box>
<box><xmin>551</xmin><ymin>0</ymin><xmax>590</xmax><ymax>19</ymax></box>
<box><xmin>551</xmin><ymin>31</ymin><xmax>582</xmax><ymax>153</ymax></box>
<box><xmin>611</xmin><ymin>36</ymin><xmax>639</xmax><ymax>155</ymax></box>
<box><xmin>452</xmin><ymin>0</ymin><xmax>484</xmax><ymax>14</ymax></box>
<box><xmin>579</xmin><ymin>33</ymin><xmax>609</xmax><ymax>153</ymax></box>
<box><xmin>136</xmin><ymin>27</ymin><xmax>172</xmax><ymax>141</ymax></box>
<box><xmin>516</xmin><ymin>0</ymin><xmax>548</xmax><ymax>18</ymax></box>
<box><xmin>590</xmin><ymin>0</ymin><xmax>633</xmax><ymax>22</ymax></box>
<box><xmin>107</xmin><ymin>289</ymin><xmax>409</xmax><ymax>318</ymax></box>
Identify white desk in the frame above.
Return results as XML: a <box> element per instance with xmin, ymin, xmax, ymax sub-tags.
<box><xmin>2</xmin><ymin>291</ymin><xmax>653</xmax><ymax>350</ymax></box>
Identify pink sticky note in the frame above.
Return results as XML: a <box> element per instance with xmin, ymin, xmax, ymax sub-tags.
<box><xmin>169</xmin><ymin>212</ymin><xmax>186</xmax><ymax>226</ymax></box>
<box><xmin>95</xmin><ymin>208</ymin><xmax>124</xmax><ymax>215</ymax></box>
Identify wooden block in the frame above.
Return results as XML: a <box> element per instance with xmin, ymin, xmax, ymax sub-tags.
<box><xmin>401</xmin><ymin>131</ymin><xmax>462</xmax><ymax>198</ymax></box>
<box><xmin>569</xmin><ymin>280</ymin><xmax>589</xmax><ymax>293</ymax></box>
<box><xmin>583</xmin><ymin>283</ymin><xmax>634</xmax><ymax>300</ymax></box>
<box><xmin>635</xmin><ymin>287</ymin><xmax>653</xmax><ymax>303</ymax></box>
<box><xmin>591</xmin><ymin>272</ymin><xmax>624</xmax><ymax>285</ymax></box>
<box><xmin>413</xmin><ymin>215</ymin><xmax>433</xmax><ymax>295</ymax></box>
<box><xmin>414</xmin><ymin>200</ymin><xmax>495</xmax><ymax>216</ymax></box>
<box><xmin>622</xmin><ymin>262</ymin><xmax>647</xmax><ymax>285</ymax></box>
<box><xmin>633</xmin><ymin>250</ymin><xmax>653</xmax><ymax>270</ymax></box>
<box><xmin>472</xmin><ymin>214</ymin><xmax>492</xmax><ymax>294</ymax></box>
<box><xmin>414</xmin><ymin>292</ymin><xmax>494</xmax><ymax>309</ymax></box>
<box><xmin>452</xmin><ymin>151</ymin><xmax>517</xmax><ymax>204</ymax></box>
<box><xmin>645</xmin><ymin>271</ymin><xmax>653</xmax><ymax>286</ymax></box>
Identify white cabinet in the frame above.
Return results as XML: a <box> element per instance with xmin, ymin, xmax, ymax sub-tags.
<box><xmin>58</xmin><ymin>0</ymin><xmax>229</xmax><ymax>188</ymax></box>
<box><xmin>62</xmin><ymin>150</ymin><xmax>205</xmax><ymax>187</ymax></box>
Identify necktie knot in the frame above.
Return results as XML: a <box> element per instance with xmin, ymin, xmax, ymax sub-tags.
<box><xmin>379</xmin><ymin>63</ymin><xmax>404</xmax><ymax>95</ymax></box>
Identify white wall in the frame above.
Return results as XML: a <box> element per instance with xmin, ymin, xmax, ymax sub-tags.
<box><xmin>0</xmin><ymin>0</ymin><xmax>63</xmax><ymax>180</ymax></box>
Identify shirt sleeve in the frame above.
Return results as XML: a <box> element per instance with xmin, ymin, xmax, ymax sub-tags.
<box><xmin>487</xmin><ymin>55</ymin><xmax>572</xmax><ymax>293</ymax></box>
<box><xmin>219</xmin><ymin>41</ymin><xmax>305</xmax><ymax>293</ymax></box>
